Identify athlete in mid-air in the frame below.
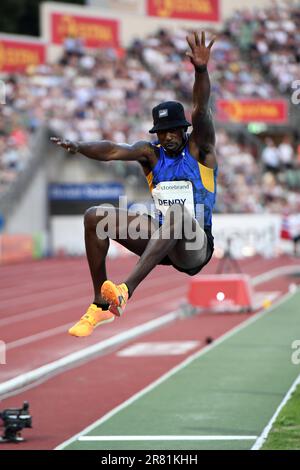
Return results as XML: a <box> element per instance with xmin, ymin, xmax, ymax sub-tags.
<box><xmin>51</xmin><ymin>31</ymin><xmax>217</xmax><ymax>337</ymax></box>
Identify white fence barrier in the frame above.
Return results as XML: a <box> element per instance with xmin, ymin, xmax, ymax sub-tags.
<box><xmin>50</xmin><ymin>214</ymin><xmax>291</xmax><ymax>259</ymax></box>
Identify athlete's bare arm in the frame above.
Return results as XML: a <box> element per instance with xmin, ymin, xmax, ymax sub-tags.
<box><xmin>50</xmin><ymin>138</ymin><xmax>156</xmax><ymax>169</ymax></box>
<box><xmin>186</xmin><ymin>31</ymin><xmax>217</xmax><ymax>168</ymax></box>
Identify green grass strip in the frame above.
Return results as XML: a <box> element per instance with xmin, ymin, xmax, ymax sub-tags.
<box><xmin>262</xmin><ymin>385</ymin><xmax>300</xmax><ymax>450</ymax></box>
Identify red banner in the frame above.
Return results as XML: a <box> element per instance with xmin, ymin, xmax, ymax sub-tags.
<box><xmin>216</xmin><ymin>99</ymin><xmax>288</xmax><ymax>124</ymax></box>
<box><xmin>0</xmin><ymin>37</ymin><xmax>45</xmax><ymax>72</ymax></box>
<box><xmin>51</xmin><ymin>12</ymin><xmax>119</xmax><ymax>48</ymax></box>
<box><xmin>147</xmin><ymin>0</ymin><xmax>219</xmax><ymax>22</ymax></box>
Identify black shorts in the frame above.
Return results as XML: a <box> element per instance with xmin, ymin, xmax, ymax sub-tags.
<box><xmin>159</xmin><ymin>227</ymin><xmax>214</xmax><ymax>276</ymax></box>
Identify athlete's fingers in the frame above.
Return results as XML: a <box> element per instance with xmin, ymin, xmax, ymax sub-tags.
<box><xmin>186</xmin><ymin>34</ymin><xmax>195</xmax><ymax>51</ymax></box>
<box><xmin>194</xmin><ymin>31</ymin><xmax>200</xmax><ymax>46</ymax></box>
<box><xmin>199</xmin><ymin>31</ymin><xmax>204</xmax><ymax>46</ymax></box>
<box><xmin>51</xmin><ymin>138</ymin><xmax>65</xmax><ymax>148</ymax></box>
<box><xmin>208</xmin><ymin>36</ymin><xmax>217</xmax><ymax>49</ymax></box>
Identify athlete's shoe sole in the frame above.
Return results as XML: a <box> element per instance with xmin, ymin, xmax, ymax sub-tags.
<box><xmin>101</xmin><ymin>281</ymin><xmax>128</xmax><ymax>317</ymax></box>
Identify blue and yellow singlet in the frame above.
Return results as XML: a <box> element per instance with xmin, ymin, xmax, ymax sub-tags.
<box><xmin>146</xmin><ymin>140</ymin><xmax>218</xmax><ymax>233</ymax></box>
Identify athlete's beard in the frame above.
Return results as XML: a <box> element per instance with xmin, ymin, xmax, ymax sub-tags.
<box><xmin>164</xmin><ymin>134</ymin><xmax>188</xmax><ymax>156</ymax></box>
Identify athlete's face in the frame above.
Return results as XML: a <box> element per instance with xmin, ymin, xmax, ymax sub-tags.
<box><xmin>156</xmin><ymin>128</ymin><xmax>185</xmax><ymax>154</ymax></box>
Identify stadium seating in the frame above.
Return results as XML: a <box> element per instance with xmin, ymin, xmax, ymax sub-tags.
<box><xmin>0</xmin><ymin>4</ymin><xmax>299</xmax><ymax>216</ymax></box>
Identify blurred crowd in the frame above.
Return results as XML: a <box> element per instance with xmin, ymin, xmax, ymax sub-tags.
<box><xmin>0</xmin><ymin>103</ymin><xmax>31</xmax><ymax>194</ymax></box>
<box><xmin>134</xmin><ymin>27</ymin><xmax>278</xmax><ymax>103</ymax></box>
<box><xmin>226</xmin><ymin>1</ymin><xmax>300</xmax><ymax>93</ymax></box>
<box><xmin>0</xmin><ymin>1</ymin><xmax>299</xmax><ymax>213</ymax></box>
<box><xmin>216</xmin><ymin>130</ymin><xmax>300</xmax><ymax>214</ymax></box>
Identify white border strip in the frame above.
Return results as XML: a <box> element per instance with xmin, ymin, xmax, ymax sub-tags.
<box><xmin>78</xmin><ymin>435</ymin><xmax>257</xmax><ymax>442</ymax></box>
<box><xmin>56</xmin><ymin>288</ymin><xmax>297</xmax><ymax>450</ymax></box>
<box><xmin>252</xmin><ymin>372</ymin><xmax>300</xmax><ymax>450</ymax></box>
<box><xmin>251</xmin><ymin>265</ymin><xmax>300</xmax><ymax>286</ymax></box>
<box><xmin>0</xmin><ymin>311</ymin><xmax>178</xmax><ymax>398</ymax></box>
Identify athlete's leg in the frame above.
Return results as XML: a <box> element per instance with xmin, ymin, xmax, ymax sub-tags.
<box><xmin>124</xmin><ymin>204</ymin><xmax>206</xmax><ymax>296</ymax></box>
<box><xmin>165</xmin><ymin>205</ymin><xmax>207</xmax><ymax>271</ymax></box>
<box><xmin>84</xmin><ymin>207</ymin><xmax>110</xmax><ymax>305</ymax></box>
<box><xmin>69</xmin><ymin>206</ymin><xmax>156</xmax><ymax>336</ymax></box>
<box><xmin>84</xmin><ymin>205</ymin><xmax>156</xmax><ymax>303</ymax></box>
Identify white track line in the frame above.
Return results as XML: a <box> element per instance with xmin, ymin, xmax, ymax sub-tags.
<box><xmin>0</xmin><ymin>311</ymin><xmax>179</xmax><ymax>398</ymax></box>
<box><xmin>0</xmin><ymin>271</ymin><xmax>183</xmax><ymax>327</ymax></box>
<box><xmin>55</xmin><ymin>288</ymin><xmax>297</xmax><ymax>450</ymax></box>
<box><xmin>6</xmin><ymin>323</ymin><xmax>75</xmax><ymax>351</ymax></box>
<box><xmin>0</xmin><ymin>258</ymin><xmax>138</xmax><ymax>300</ymax></box>
<box><xmin>0</xmin><ymin>263</ymin><xmax>85</xmax><ymax>279</ymax></box>
<box><xmin>0</xmin><ymin>258</ymin><xmax>138</xmax><ymax>306</ymax></box>
<box><xmin>0</xmin><ymin>283</ymin><xmax>91</xmax><ymax>309</ymax></box>
<box><xmin>78</xmin><ymin>435</ymin><xmax>257</xmax><ymax>442</ymax></box>
<box><xmin>5</xmin><ymin>285</ymin><xmax>186</xmax><ymax>351</ymax></box>
<box><xmin>251</xmin><ymin>264</ymin><xmax>300</xmax><ymax>286</ymax></box>
<box><xmin>251</xmin><ymin>372</ymin><xmax>300</xmax><ymax>450</ymax></box>
<box><xmin>0</xmin><ymin>298</ymin><xmax>88</xmax><ymax>328</ymax></box>
<box><xmin>0</xmin><ymin>276</ymin><xmax>89</xmax><ymax>299</ymax></box>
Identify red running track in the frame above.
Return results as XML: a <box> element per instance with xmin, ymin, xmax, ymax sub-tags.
<box><xmin>0</xmin><ymin>254</ymin><xmax>299</xmax><ymax>449</ymax></box>
<box><xmin>0</xmin><ymin>256</ymin><xmax>200</xmax><ymax>382</ymax></box>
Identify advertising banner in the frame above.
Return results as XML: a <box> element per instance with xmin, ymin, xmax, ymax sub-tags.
<box><xmin>48</xmin><ymin>183</ymin><xmax>124</xmax><ymax>201</ymax></box>
<box><xmin>216</xmin><ymin>99</ymin><xmax>288</xmax><ymax>124</ymax></box>
<box><xmin>50</xmin><ymin>12</ymin><xmax>119</xmax><ymax>48</ymax></box>
<box><xmin>0</xmin><ymin>36</ymin><xmax>45</xmax><ymax>72</ymax></box>
<box><xmin>147</xmin><ymin>0</ymin><xmax>220</xmax><ymax>22</ymax></box>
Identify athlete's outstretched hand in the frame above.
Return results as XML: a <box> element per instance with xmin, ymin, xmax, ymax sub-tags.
<box><xmin>186</xmin><ymin>31</ymin><xmax>216</xmax><ymax>69</ymax></box>
<box><xmin>50</xmin><ymin>137</ymin><xmax>79</xmax><ymax>154</ymax></box>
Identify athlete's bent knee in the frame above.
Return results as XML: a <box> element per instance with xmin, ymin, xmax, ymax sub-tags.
<box><xmin>84</xmin><ymin>206</ymin><xmax>102</xmax><ymax>228</ymax></box>
<box><xmin>85</xmin><ymin>205</ymin><xmax>112</xmax><ymax>225</ymax></box>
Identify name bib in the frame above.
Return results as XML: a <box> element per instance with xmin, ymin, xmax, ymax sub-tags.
<box><xmin>152</xmin><ymin>180</ymin><xmax>195</xmax><ymax>218</ymax></box>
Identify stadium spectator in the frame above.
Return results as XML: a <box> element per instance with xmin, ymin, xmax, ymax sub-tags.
<box><xmin>278</xmin><ymin>135</ymin><xmax>294</xmax><ymax>170</ymax></box>
<box><xmin>261</xmin><ymin>138</ymin><xmax>280</xmax><ymax>174</ymax></box>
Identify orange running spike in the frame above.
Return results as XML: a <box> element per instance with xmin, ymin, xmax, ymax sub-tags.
<box><xmin>101</xmin><ymin>281</ymin><xmax>129</xmax><ymax>317</ymax></box>
<box><xmin>68</xmin><ymin>304</ymin><xmax>115</xmax><ymax>337</ymax></box>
